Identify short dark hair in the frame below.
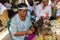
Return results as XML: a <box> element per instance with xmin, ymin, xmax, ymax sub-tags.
<box><xmin>18</xmin><ymin>3</ymin><xmax>27</xmax><ymax>8</ymax></box>
<box><xmin>28</xmin><ymin>0</ymin><xmax>34</xmax><ymax>6</ymax></box>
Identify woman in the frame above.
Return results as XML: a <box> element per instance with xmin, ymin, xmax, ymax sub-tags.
<box><xmin>10</xmin><ymin>3</ymin><xmax>35</xmax><ymax>40</ymax></box>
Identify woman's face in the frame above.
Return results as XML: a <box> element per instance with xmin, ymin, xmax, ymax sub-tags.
<box><xmin>18</xmin><ymin>9</ymin><xmax>27</xmax><ymax>17</ymax></box>
<box><xmin>43</xmin><ymin>0</ymin><xmax>49</xmax><ymax>6</ymax></box>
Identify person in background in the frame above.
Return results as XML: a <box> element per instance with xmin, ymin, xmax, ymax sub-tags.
<box><xmin>51</xmin><ymin>0</ymin><xmax>58</xmax><ymax>8</ymax></box>
<box><xmin>56</xmin><ymin>0</ymin><xmax>60</xmax><ymax>19</ymax></box>
<box><xmin>0</xmin><ymin>2</ymin><xmax>9</xmax><ymax>27</ymax></box>
<box><xmin>10</xmin><ymin>3</ymin><xmax>35</xmax><ymax>40</ymax></box>
<box><xmin>36</xmin><ymin>0</ymin><xmax>51</xmax><ymax>21</ymax></box>
<box><xmin>34</xmin><ymin>0</ymin><xmax>42</xmax><ymax>16</ymax></box>
<box><xmin>26</xmin><ymin>0</ymin><xmax>36</xmax><ymax>23</ymax></box>
<box><xmin>27</xmin><ymin>0</ymin><xmax>34</xmax><ymax>12</ymax></box>
<box><xmin>35</xmin><ymin>0</ymin><xmax>42</xmax><ymax>21</ymax></box>
<box><xmin>50</xmin><ymin>0</ymin><xmax>57</xmax><ymax>20</ymax></box>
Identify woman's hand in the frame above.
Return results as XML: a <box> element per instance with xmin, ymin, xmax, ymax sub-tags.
<box><xmin>13</xmin><ymin>32</ymin><xmax>25</xmax><ymax>36</ymax></box>
<box><xmin>41</xmin><ymin>16</ymin><xmax>49</xmax><ymax>20</ymax></box>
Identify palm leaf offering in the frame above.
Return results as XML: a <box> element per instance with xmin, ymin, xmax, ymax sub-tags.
<box><xmin>33</xmin><ymin>33</ymin><xmax>56</xmax><ymax>40</ymax></box>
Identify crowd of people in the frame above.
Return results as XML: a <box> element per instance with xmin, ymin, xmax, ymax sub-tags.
<box><xmin>0</xmin><ymin>0</ymin><xmax>60</xmax><ymax>40</ymax></box>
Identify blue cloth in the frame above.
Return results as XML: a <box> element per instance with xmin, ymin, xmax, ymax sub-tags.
<box><xmin>10</xmin><ymin>14</ymin><xmax>32</xmax><ymax>40</ymax></box>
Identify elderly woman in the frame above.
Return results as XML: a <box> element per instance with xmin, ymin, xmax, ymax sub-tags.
<box><xmin>10</xmin><ymin>3</ymin><xmax>35</xmax><ymax>40</ymax></box>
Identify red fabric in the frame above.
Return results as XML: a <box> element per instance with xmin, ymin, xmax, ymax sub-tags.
<box><xmin>58</xmin><ymin>0</ymin><xmax>60</xmax><ymax>2</ymax></box>
<box><xmin>58</xmin><ymin>0</ymin><xmax>60</xmax><ymax>1</ymax></box>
